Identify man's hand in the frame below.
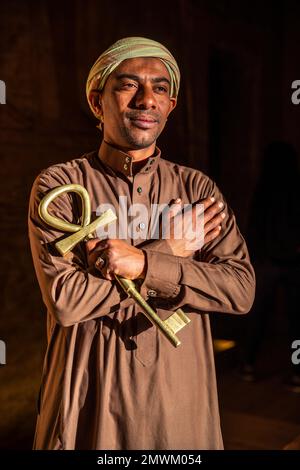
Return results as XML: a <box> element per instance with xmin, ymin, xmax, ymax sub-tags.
<box><xmin>86</xmin><ymin>196</ymin><xmax>224</xmax><ymax>280</ymax></box>
<box><xmin>86</xmin><ymin>238</ymin><xmax>146</xmax><ymax>281</ymax></box>
<box><xmin>164</xmin><ymin>196</ymin><xmax>225</xmax><ymax>257</ymax></box>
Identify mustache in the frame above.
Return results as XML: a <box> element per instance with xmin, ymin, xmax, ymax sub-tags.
<box><xmin>125</xmin><ymin>111</ymin><xmax>160</xmax><ymax>123</ymax></box>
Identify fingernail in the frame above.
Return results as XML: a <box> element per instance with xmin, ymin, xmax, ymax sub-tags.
<box><xmin>218</xmin><ymin>202</ymin><xmax>224</xmax><ymax>208</ymax></box>
<box><xmin>221</xmin><ymin>212</ymin><xmax>225</xmax><ymax>218</ymax></box>
<box><xmin>210</xmin><ymin>197</ymin><xmax>215</xmax><ymax>202</ymax></box>
<box><xmin>175</xmin><ymin>198</ymin><xmax>181</xmax><ymax>203</ymax></box>
<box><xmin>218</xmin><ymin>225</ymin><xmax>221</xmax><ymax>230</ymax></box>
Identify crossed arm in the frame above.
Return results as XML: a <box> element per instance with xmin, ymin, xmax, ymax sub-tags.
<box><xmin>28</xmin><ymin>171</ymin><xmax>255</xmax><ymax>327</ymax></box>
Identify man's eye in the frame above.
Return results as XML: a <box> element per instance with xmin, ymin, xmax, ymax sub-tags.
<box><xmin>122</xmin><ymin>83</ymin><xmax>137</xmax><ymax>89</ymax></box>
<box><xmin>156</xmin><ymin>86</ymin><xmax>168</xmax><ymax>93</ymax></box>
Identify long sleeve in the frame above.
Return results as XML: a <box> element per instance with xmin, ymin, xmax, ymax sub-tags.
<box><xmin>28</xmin><ymin>170</ymin><xmax>134</xmax><ymax>327</ymax></box>
<box><xmin>140</xmin><ymin>181</ymin><xmax>255</xmax><ymax>315</ymax></box>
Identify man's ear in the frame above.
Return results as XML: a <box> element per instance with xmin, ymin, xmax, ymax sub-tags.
<box><xmin>167</xmin><ymin>97</ymin><xmax>177</xmax><ymax>116</ymax></box>
<box><xmin>88</xmin><ymin>91</ymin><xmax>102</xmax><ymax>118</ymax></box>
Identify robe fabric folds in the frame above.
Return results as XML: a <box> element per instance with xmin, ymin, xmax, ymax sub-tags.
<box><xmin>28</xmin><ymin>141</ymin><xmax>255</xmax><ymax>450</ymax></box>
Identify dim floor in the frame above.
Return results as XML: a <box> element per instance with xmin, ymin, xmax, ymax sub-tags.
<box><xmin>0</xmin><ymin>311</ymin><xmax>300</xmax><ymax>450</ymax></box>
<box><xmin>216</xmin><ymin>335</ymin><xmax>300</xmax><ymax>449</ymax></box>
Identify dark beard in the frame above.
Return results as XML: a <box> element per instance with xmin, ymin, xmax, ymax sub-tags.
<box><xmin>119</xmin><ymin>125</ymin><xmax>159</xmax><ymax>149</ymax></box>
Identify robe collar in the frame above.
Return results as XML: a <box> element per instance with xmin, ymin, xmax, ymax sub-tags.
<box><xmin>98</xmin><ymin>140</ymin><xmax>161</xmax><ymax>177</ymax></box>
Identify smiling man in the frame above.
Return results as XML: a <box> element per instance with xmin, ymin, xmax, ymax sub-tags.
<box><xmin>93</xmin><ymin>58</ymin><xmax>174</xmax><ymax>151</ymax></box>
<box><xmin>28</xmin><ymin>37</ymin><xmax>255</xmax><ymax>450</ymax></box>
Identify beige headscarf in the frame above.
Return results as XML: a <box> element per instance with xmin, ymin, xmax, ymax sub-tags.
<box><xmin>86</xmin><ymin>36</ymin><xmax>180</xmax><ymax>118</ymax></box>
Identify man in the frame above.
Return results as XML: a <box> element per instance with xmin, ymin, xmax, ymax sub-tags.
<box><xmin>28</xmin><ymin>37</ymin><xmax>255</xmax><ymax>450</ymax></box>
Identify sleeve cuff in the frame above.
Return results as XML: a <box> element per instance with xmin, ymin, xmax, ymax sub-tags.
<box><xmin>139</xmin><ymin>249</ymin><xmax>181</xmax><ymax>299</ymax></box>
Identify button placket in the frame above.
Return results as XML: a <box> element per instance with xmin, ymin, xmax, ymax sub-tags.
<box><xmin>132</xmin><ymin>175</ymin><xmax>150</xmax><ymax>245</ymax></box>
<box><xmin>132</xmin><ymin>172</ymin><xmax>158</xmax><ymax>366</ymax></box>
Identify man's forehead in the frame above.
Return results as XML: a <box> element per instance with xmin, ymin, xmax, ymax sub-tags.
<box><xmin>112</xmin><ymin>57</ymin><xmax>171</xmax><ymax>80</ymax></box>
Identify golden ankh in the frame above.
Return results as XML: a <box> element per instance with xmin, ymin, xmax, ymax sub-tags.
<box><xmin>38</xmin><ymin>183</ymin><xmax>116</xmax><ymax>255</ymax></box>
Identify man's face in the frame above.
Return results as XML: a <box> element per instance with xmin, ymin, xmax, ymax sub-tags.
<box><xmin>98</xmin><ymin>57</ymin><xmax>177</xmax><ymax>150</ymax></box>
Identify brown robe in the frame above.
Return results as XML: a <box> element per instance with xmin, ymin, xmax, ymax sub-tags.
<box><xmin>28</xmin><ymin>140</ymin><xmax>255</xmax><ymax>450</ymax></box>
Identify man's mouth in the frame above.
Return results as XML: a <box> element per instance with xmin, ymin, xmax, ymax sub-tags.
<box><xmin>128</xmin><ymin>115</ymin><xmax>158</xmax><ymax>130</ymax></box>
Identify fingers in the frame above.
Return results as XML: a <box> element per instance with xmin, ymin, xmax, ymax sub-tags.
<box><xmin>203</xmin><ymin>199</ymin><xmax>225</xmax><ymax>225</ymax></box>
<box><xmin>201</xmin><ymin>196</ymin><xmax>217</xmax><ymax>211</ymax></box>
<box><xmin>85</xmin><ymin>238</ymin><xmax>109</xmax><ymax>270</ymax></box>
<box><xmin>165</xmin><ymin>198</ymin><xmax>183</xmax><ymax>239</ymax></box>
<box><xmin>204</xmin><ymin>210</ymin><xmax>226</xmax><ymax>234</ymax></box>
<box><xmin>168</xmin><ymin>197</ymin><xmax>224</xmax><ymax>225</ymax></box>
<box><xmin>204</xmin><ymin>225</ymin><xmax>222</xmax><ymax>245</ymax></box>
<box><xmin>188</xmin><ymin>197</ymin><xmax>225</xmax><ymax>237</ymax></box>
<box><xmin>85</xmin><ymin>238</ymin><xmax>108</xmax><ymax>255</ymax></box>
<box><xmin>92</xmin><ymin>247</ymin><xmax>112</xmax><ymax>279</ymax></box>
<box><xmin>166</xmin><ymin>196</ymin><xmax>225</xmax><ymax>248</ymax></box>
<box><xmin>199</xmin><ymin>196</ymin><xmax>226</xmax><ymax>247</ymax></box>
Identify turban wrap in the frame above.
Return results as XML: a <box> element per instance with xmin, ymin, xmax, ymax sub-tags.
<box><xmin>86</xmin><ymin>36</ymin><xmax>180</xmax><ymax>119</ymax></box>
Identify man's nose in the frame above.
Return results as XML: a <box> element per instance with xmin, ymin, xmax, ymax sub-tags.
<box><xmin>134</xmin><ymin>85</ymin><xmax>156</xmax><ymax>109</ymax></box>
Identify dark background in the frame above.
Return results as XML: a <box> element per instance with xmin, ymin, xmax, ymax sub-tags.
<box><xmin>0</xmin><ymin>0</ymin><xmax>299</xmax><ymax>450</ymax></box>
